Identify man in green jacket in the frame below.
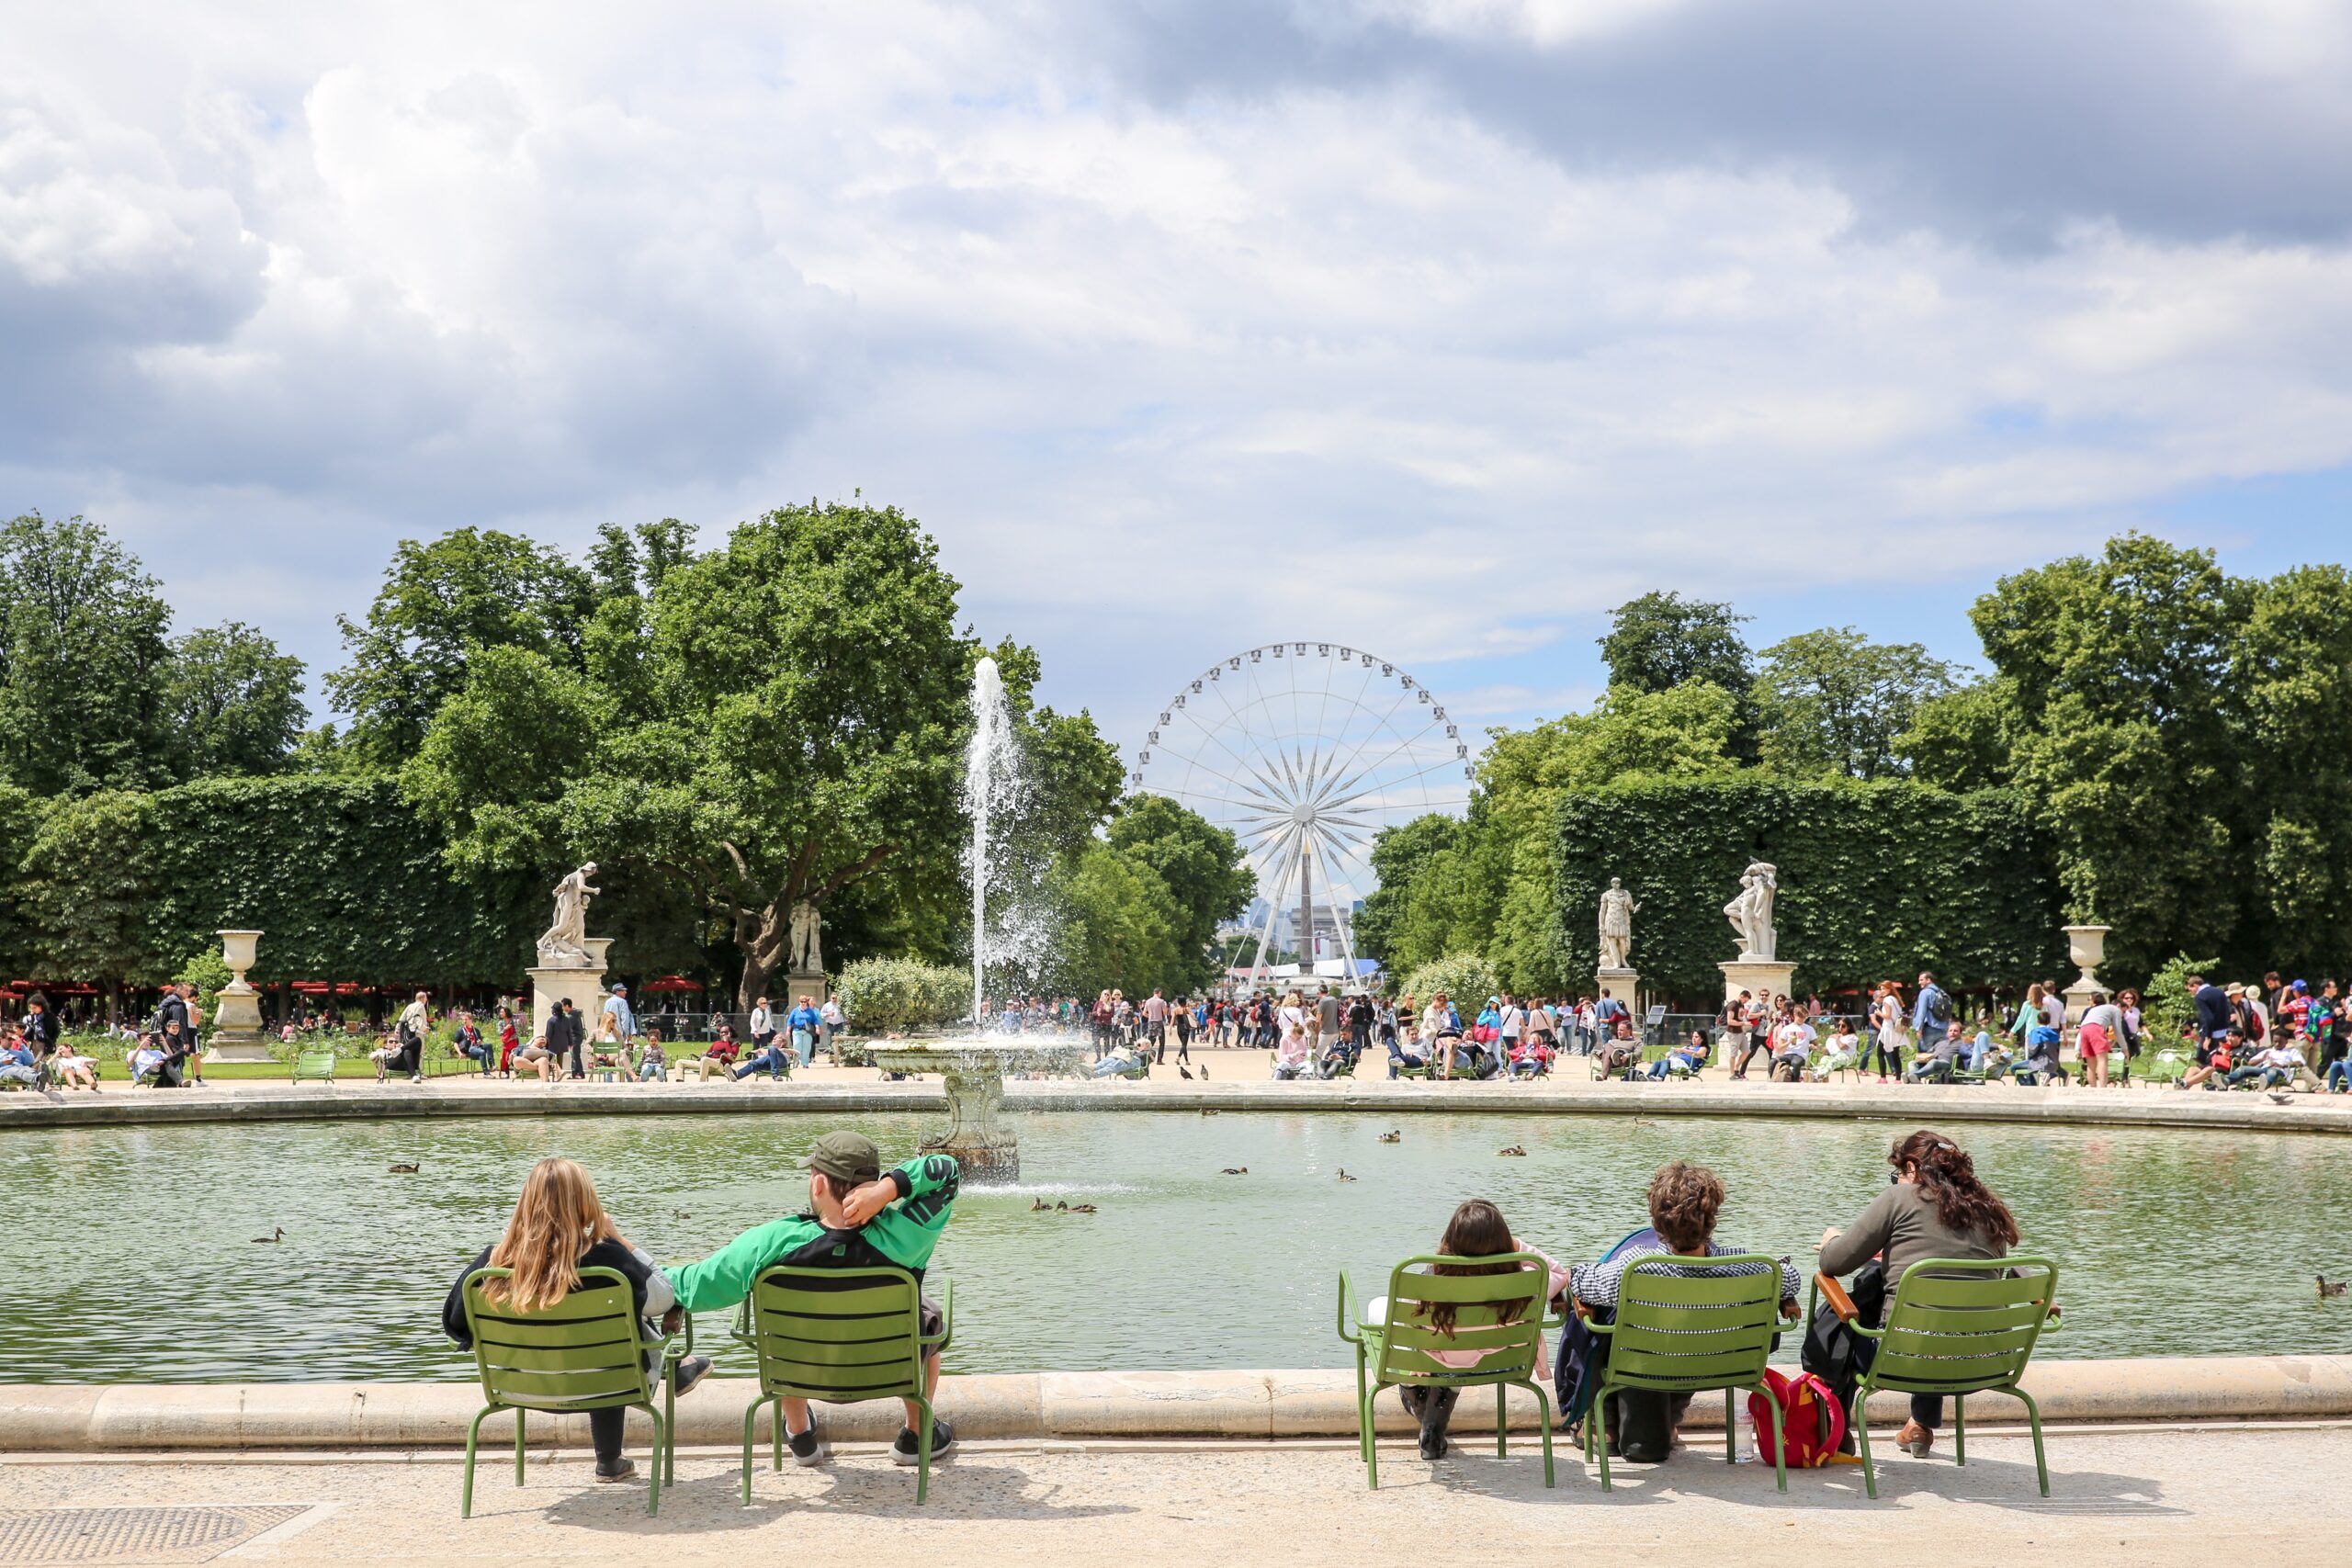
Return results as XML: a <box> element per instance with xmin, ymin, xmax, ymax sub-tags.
<box><xmin>667</xmin><ymin>1131</ymin><xmax>959</xmax><ymax>1466</ymax></box>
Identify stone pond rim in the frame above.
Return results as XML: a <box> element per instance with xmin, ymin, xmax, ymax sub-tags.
<box><xmin>5</xmin><ymin>1077</ymin><xmax>2351</xmax><ymax>1137</ymax></box>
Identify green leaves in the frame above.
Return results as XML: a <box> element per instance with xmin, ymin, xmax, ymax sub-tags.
<box><xmin>1104</xmin><ymin>794</ymin><xmax>1254</xmax><ymax>991</ymax></box>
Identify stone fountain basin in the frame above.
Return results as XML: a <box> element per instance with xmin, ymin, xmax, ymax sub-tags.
<box><xmin>865</xmin><ymin>1039</ymin><xmax>1088</xmax><ymax>1182</ymax></box>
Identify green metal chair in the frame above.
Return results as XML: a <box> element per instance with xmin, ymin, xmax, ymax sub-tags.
<box><xmin>1579</xmin><ymin>1253</ymin><xmax>1789</xmax><ymax>1493</ymax></box>
<box><xmin>1810</xmin><ymin>1257</ymin><xmax>2059</xmax><ymax>1499</ymax></box>
<box><xmin>458</xmin><ymin>1265</ymin><xmax>679</xmax><ymax>1517</ymax></box>
<box><xmin>731</xmin><ymin>1264</ymin><xmax>954</xmax><ymax>1504</ymax></box>
<box><xmin>290</xmin><ymin>1046</ymin><xmax>336</xmax><ymax>1084</ymax></box>
<box><xmin>1338</xmin><ymin>1254</ymin><xmax>1561</xmax><ymax>1490</ymax></box>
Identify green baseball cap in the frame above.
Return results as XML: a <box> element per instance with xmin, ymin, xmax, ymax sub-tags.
<box><xmin>797</xmin><ymin>1131</ymin><xmax>881</xmax><ymax>1182</ymax></box>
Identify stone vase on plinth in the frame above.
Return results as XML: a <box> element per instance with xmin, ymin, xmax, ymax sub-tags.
<box><xmin>203</xmin><ymin>929</ymin><xmax>276</xmax><ymax>1063</ymax></box>
<box><xmin>1720</xmin><ymin>959</ymin><xmax>1798</xmax><ymax>1009</ymax></box>
<box><xmin>2061</xmin><ymin>924</ymin><xmax>2111</xmax><ymax>1024</ymax></box>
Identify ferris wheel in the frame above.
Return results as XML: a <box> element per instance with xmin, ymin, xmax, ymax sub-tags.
<box><xmin>1130</xmin><ymin>642</ymin><xmax>1474</xmax><ymax>984</ymax></box>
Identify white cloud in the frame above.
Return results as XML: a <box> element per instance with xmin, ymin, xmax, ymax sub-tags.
<box><xmin>1</xmin><ymin>1</ymin><xmax>2350</xmax><ymax>764</ymax></box>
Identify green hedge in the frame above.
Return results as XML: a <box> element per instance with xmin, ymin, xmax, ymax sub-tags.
<box><xmin>832</xmin><ymin>956</ymin><xmax>967</xmax><ymax>1033</ymax></box>
<box><xmin>1550</xmin><ymin>780</ymin><xmax>2065</xmax><ymax>1003</ymax></box>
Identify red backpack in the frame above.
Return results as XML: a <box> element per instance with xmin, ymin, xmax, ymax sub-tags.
<box><xmin>1748</xmin><ymin>1368</ymin><xmax>1847</xmax><ymax>1468</ymax></box>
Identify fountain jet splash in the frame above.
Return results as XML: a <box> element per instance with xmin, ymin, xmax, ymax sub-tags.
<box><xmin>966</xmin><ymin>654</ymin><xmax>1014</xmax><ymax>1028</ymax></box>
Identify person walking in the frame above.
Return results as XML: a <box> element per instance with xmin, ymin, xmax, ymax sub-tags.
<box><xmin>786</xmin><ymin>995</ymin><xmax>821</xmax><ymax>1069</ymax></box>
<box><xmin>1866</xmin><ymin>981</ymin><xmax>1906</xmax><ymax>1082</ymax></box>
<box><xmin>1908</xmin><ymin>972</ymin><xmax>1951</xmax><ymax>1086</ymax></box>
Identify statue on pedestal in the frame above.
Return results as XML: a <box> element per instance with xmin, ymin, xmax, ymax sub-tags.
<box><xmin>537</xmin><ymin>863</ymin><xmax>602</xmax><ymax>967</ymax></box>
<box><xmin>1598</xmin><ymin>877</ymin><xmax>1640</xmax><ymax>970</ymax></box>
<box><xmin>1724</xmin><ymin>861</ymin><xmax>1778</xmax><ymax>962</ymax></box>
<box><xmin>788</xmin><ymin>899</ymin><xmax>822</xmax><ymax>976</ymax></box>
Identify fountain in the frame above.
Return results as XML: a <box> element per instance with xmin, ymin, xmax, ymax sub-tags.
<box><xmin>866</xmin><ymin>655</ymin><xmax>1082</xmax><ymax>1181</ymax></box>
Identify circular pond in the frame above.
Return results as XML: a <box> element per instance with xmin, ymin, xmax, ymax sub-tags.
<box><xmin>7</xmin><ymin>1110</ymin><xmax>2346</xmax><ymax>1382</ymax></box>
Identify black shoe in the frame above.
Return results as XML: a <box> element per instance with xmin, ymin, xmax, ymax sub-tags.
<box><xmin>671</xmin><ymin>1354</ymin><xmax>712</xmax><ymax>1396</ymax></box>
<box><xmin>891</xmin><ymin>1418</ymin><xmax>956</xmax><ymax>1466</ymax></box>
<box><xmin>594</xmin><ymin>1457</ymin><xmax>638</xmax><ymax>1483</ymax></box>
<box><xmin>784</xmin><ymin>1420</ymin><xmax>831</xmax><ymax>1467</ymax></box>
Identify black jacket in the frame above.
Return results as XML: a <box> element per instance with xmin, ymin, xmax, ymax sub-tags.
<box><xmin>544</xmin><ymin>1008</ymin><xmax>580</xmax><ymax>1053</ymax></box>
<box><xmin>443</xmin><ymin>1236</ymin><xmax>660</xmax><ymax>1348</ymax></box>
<box><xmin>2193</xmin><ymin>984</ymin><xmax>2233</xmax><ymax>1041</ymax></box>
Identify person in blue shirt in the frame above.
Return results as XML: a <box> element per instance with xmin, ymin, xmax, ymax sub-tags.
<box><xmin>786</xmin><ymin>997</ymin><xmax>822</xmax><ymax>1068</ymax></box>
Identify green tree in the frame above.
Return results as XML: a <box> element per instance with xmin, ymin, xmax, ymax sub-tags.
<box><xmin>1047</xmin><ymin>841</ymin><xmax>1181</xmax><ymax>996</ymax></box>
<box><xmin>1104</xmin><ymin>794</ymin><xmax>1255</xmax><ymax>991</ymax></box>
<box><xmin>1894</xmin><ymin>678</ymin><xmax>2018</xmax><ymax>791</ymax></box>
<box><xmin>405</xmin><ymin>502</ymin><xmax>983</xmax><ymax>1008</ymax></box>
<box><xmin>1970</xmin><ymin>534</ymin><xmax>2248</xmax><ymax>978</ymax></box>
<box><xmin>164</xmin><ymin>623</ymin><xmax>308</xmax><ymax>778</ymax></box>
<box><xmin>2235</xmin><ymin>564</ymin><xmax>2352</xmax><ymax>974</ymax></box>
<box><xmin>1599</xmin><ymin>592</ymin><xmax>1753</xmax><ymax>694</ymax></box>
<box><xmin>1354</xmin><ymin>814</ymin><xmax>1462</xmax><ymax>964</ymax></box>
<box><xmin>18</xmin><ymin>790</ymin><xmax>164</xmax><ymax>1012</ymax></box>
<box><xmin>0</xmin><ymin>513</ymin><xmax>174</xmax><ymax>795</ymax></box>
<box><xmin>330</xmin><ymin>527</ymin><xmax>599</xmax><ymax>766</ymax></box>
<box><xmin>1753</xmin><ymin>627</ymin><xmax>1959</xmax><ymax>780</ymax></box>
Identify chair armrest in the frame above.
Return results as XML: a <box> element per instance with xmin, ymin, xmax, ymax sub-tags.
<box><xmin>729</xmin><ymin>1297</ymin><xmax>752</xmax><ymax>1345</ymax></box>
<box><xmin>1813</xmin><ymin>1271</ymin><xmax>1860</xmax><ymax>1324</ymax></box>
<box><xmin>1337</xmin><ymin>1269</ymin><xmax>1363</xmax><ymax>1344</ymax></box>
<box><xmin>665</xmin><ymin>1310</ymin><xmax>695</xmax><ymax>1360</ymax></box>
<box><xmin>921</xmin><ymin>1279</ymin><xmax>954</xmax><ymax>1352</ymax></box>
<box><xmin>1575</xmin><ymin>1298</ymin><xmax>1614</xmax><ymax>1337</ymax></box>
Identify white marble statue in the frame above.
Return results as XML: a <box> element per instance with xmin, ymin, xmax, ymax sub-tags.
<box><xmin>1724</xmin><ymin>861</ymin><xmax>1778</xmax><ymax>962</ymax></box>
<box><xmin>1598</xmin><ymin>877</ymin><xmax>1640</xmax><ymax>970</ymax></box>
<box><xmin>788</xmin><ymin>899</ymin><xmax>822</xmax><ymax>975</ymax></box>
<box><xmin>537</xmin><ymin>862</ymin><xmax>601</xmax><ymax>967</ymax></box>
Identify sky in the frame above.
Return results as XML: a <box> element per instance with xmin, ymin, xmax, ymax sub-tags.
<box><xmin>7</xmin><ymin>0</ymin><xmax>2352</xmax><ymax>774</ymax></box>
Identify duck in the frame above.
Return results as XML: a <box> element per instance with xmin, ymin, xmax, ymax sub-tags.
<box><xmin>1219</xmin><ymin>1167</ymin><xmax>1249</xmax><ymax>1176</ymax></box>
<box><xmin>387</xmin><ymin>1162</ymin><xmax>420</xmax><ymax>1174</ymax></box>
<box><xmin>1032</xmin><ymin>1198</ymin><xmax>1053</xmax><ymax>1212</ymax></box>
<box><xmin>1069</xmin><ymin>1203</ymin><xmax>1098</xmax><ymax>1214</ymax></box>
<box><xmin>671</xmin><ymin>1209</ymin><xmax>691</xmax><ymax>1221</ymax></box>
<box><xmin>1201</xmin><ymin>1108</ymin><xmax>1220</xmax><ymax>1117</ymax></box>
<box><xmin>250</xmin><ymin>1226</ymin><xmax>285</xmax><ymax>1244</ymax></box>
<box><xmin>1336</xmin><ymin>1168</ymin><xmax>1357</xmax><ymax>1182</ymax></box>
<box><xmin>1497</xmin><ymin>1145</ymin><xmax>1527</xmax><ymax>1157</ymax></box>
<box><xmin>1376</xmin><ymin>1130</ymin><xmax>1401</xmax><ymax>1144</ymax></box>
<box><xmin>1056</xmin><ymin>1200</ymin><xmax>1069</xmax><ymax>1212</ymax></box>
<box><xmin>2321</xmin><ymin>1275</ymin><xmax>2348</xmax><ymax>1299</ymax></box>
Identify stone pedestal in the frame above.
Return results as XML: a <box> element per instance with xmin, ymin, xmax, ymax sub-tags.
<box><xmin>531</xmin><ymin>958</ymin><xmax>608</xmax><ymax>1044</ymax></box>
<box><xmin>2061</xmin><ymin>924</ymin><xmax>2111</xmax><ymax>1024</ymax></box>
<box><xmin>204</xmin><ymin>929</ymin><xmax>275</xmax><ymax>1063</ymax></box>
<box><xmin>1595</xmin><ymin>967</ymin><xmax>1639</xmax><ymax>1008</ymax></box>
<box><xmin>784</xmin><ymin>970</ymin><xmax>830</xmax><ymax>1006</ymax></box>
<box><xmin>1720</xmin><ymin>959</ymin><xmax>1799</xmax><ymax>1008</ymax></box>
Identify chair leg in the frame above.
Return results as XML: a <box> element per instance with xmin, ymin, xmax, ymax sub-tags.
<box><xmin>913</xmin><ymin>1394</ymin><xmax>934</xmax><ymax>1505</ymax></box>
<box><xmin>2015</xmin><ymin>1386</ymin><xmax>2049</xmax><ymax>1496</ymax></box>
<box><xmin>1497</xmin><ymin>1382</ymin><xmax>1510</xmax><ymax>1458</ymax></box>
<box><xmin>741</xmin><ymin>1399</ymin><xmax>758</xmax><ymax>1506</ymax></box>
<box><xmin>1364</xmin><ymin>1387</ymin><xmax>1380</xmax><ymax>1490</ymax></box>
<box><xmin>1724</xmin><ymin>1388</ymin><xmax>1736</xmax><ymax>1465</ymax></box>
<box><xmin>1953</xmin><ymin>1395</ymin><xmax>1966</xmax><ymax>1466</ymax></box>
<box><xmin>664</xmin><ymin>1374</ymin><xmax>677</xmax><ymax>1485</ymax></box>
<box><xmin>463</xmin><ymin>1405</ymin><xmax>493</xmax><ymax>1518</ymax></box>
<box><xmin>1593</xmin><ymin>1380</ymin><xmax>1612</xmax><ymax>1493</ymax></box>
<box><xmin>513</xmin><ymin>1407</ymin><xmax>526</xmax><ymax>1486</ymax></box>
<box><xmin>1528</xmin><ymin>1382</ymin><xmax>1555</xmax><ymax>1489</ymax></box>
<box><xmin>644</xmin><ymin>1405</ymin><xmax>663</xmax><ymax>1517</ymax></box>
<box><xmin>773</xmin><ymin>1397</ymin><xmax>784</xmax><ymax>1471</ymax></box>
<box><xmin>1354</xmin><ymin>1354</ymin><xmax>1372</xmax><ymax>1468</ymax></box>
<box><xmin>1757</xmin><ymin>1383</ymin><xmax>1786</xmax><ymax>1494</ymax></box>
<box><xmin>1856</xmin><ymin>1397</ymin><xmax>1879</xmax><ymax>1500</ymax></box>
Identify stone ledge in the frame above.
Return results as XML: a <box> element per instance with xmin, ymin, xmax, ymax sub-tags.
<box><xmin>8</xmin><ymin>1356</ymin><xmax>2349</xmax><ymax>1450</ymax></box>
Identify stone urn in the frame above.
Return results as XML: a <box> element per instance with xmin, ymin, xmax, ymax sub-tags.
<box><xmin>205</xmin><ymin>929</ymin><xmax>273</xmax><ymax>1062</ymax></box>
<box><xmin>2060</xmin><ymin>924</ymin><xmax>2111</xmax><ymax>1025</ymax></box>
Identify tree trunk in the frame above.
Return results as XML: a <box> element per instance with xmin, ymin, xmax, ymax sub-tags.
<box><xmin>733</xmin><ymin>902</ymin><xmax>790</xmax><ymax>1012</ymax></box>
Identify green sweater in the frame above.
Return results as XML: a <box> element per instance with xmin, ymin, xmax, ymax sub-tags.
<box><xmin>665</xmin><ymin>1154</ymin><xmax>960</xmax><ymax>1314</ymax></box>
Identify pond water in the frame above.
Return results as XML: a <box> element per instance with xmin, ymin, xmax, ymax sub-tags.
<box><xmin>7</xmin><ymin>1110</ymin><xmax>2348</xmax><ymax>1382</ymax></box>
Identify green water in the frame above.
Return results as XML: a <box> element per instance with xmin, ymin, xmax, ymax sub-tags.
<box><xmin>7</xmin><ymin>1111</ymin><xmax>2348</xmax><ymax>1382</ymax></box>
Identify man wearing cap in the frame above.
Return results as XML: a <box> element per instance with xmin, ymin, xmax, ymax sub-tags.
<box><xmin>665</xmin><ymin>1133</ymin><xmax>960</xmax><ymax>1468</ymax></box>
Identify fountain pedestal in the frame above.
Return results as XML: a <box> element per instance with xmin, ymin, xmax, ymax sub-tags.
<box><xmin>865</xmin><ymin>1041</ymin><xmax>1084</xmax><ymax>1183</ymax></box>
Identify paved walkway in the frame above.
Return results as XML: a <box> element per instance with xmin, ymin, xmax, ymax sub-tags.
<box><xmin>7</xmin><ymin>1425</ymin><xmax>2344</xmax><ymax>1565</ymax></box>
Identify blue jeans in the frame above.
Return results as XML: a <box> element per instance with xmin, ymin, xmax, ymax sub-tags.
<box><xmin>461</xmin><ymin>1043</ymin><xmax>492</xmax><ymax>1075</ymax></box>
<box><xmin>792</xmin><ymin>1028</ymin><xmax>815</xmax><ymax>1067</ymax></box>
<box><xmin>2328</xmin><ymin>1060</ymin><xmax>2351</xmax><ymax>1091</ymax></box>
<box><xmin>637</xmin><ymin>1059</ymin><xmax>665</xmax><ymax>1081</ymax></box>
<box><xmin>733</xmin><ymin>1046</ymin><xmax>790</xmax><ymax>1080</ymax></box>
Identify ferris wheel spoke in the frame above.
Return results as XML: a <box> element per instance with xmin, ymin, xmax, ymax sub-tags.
<box><xmin>1303</xmin><ymin>829</ymin><xmax>1365</xmax><ymax>982</ymax></box>
<box><xmin>1247</xmin><ymin>824</ymin><xmax>1306</xmax><ymax>976</ymax></box>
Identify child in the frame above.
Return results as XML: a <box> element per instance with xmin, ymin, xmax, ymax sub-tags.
<box><xmin>635</xmin><ymin>1031</ymin><xmax>668</xmax><ymax>1083</ymax></box>
<box><xmin>1367</xmin><ymin>1200</ymin><xmax>1566</xmax><ymax>1461</ymax></box>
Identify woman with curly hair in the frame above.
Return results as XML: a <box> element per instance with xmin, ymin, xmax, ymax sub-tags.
<box><xmin>1816</xmin><ymin>1129</ymin><xmax>2020</xmax><ymax>1459</ymax></box>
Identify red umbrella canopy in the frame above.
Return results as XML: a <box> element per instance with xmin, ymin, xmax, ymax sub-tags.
<box><xmin>644</xmin><ymin>976</ymin><xmax>705</xmax><ymax>993</ymax></box>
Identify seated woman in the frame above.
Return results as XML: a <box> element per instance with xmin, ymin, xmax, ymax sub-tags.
<box><xmin>1091</xmin><ymin>1042</ymin><xmax>1146</xmax><ymax>1078</ymax></box>
<box><xmin>368</xmin><ymin>1030</ymin><xmax>407</xmax><ymax>1083</ymax></box>
<box><xmin>1367</xmin><ymin>1199</ymin><xmax>1566</xmax><ymax>1461</ymax></box>
<box><xmin>1815</xmin><ymin>1130</ymin><xmax>2018</xmax><ymax>1459</ymax></box>
<box><xmin>1813</xmin><ymin>1020</ymin><xmax>1861</xmax><ymax>1081</ymax></box>
<box><xmin>442</xmin><ymin>1157</ymin><xmax>710</xmax><ymax>1485</ymax></box>
<box><xmin>129</xmin><ymin>1032</ymin><xmax>167</xmax><ymax>1085</ymax></box>
<box><xmin>514</xmin><ymin>1032</ymin><xmax>560</xmax><ymax>1084</ymax></box>
<box><xmin>1640</xmin><ymin>1029</ymin><xmax>1710</xmax><ymax>1081</ymax></box>
<box><xmin>51</xmin><ymin>1040</ymin><xmax>99</xmax><ymax>1090</ymax></box>
<box><xmin>1507</xmin><ymin>1032</ymin><xmax>1555</xmax><ymax>1080</ymax></box>
<box><xmin>1272</xmin><ymin>1021</ymin><xmax>1313</xmax><ymax>1080</ymax></box>
<box><xmin>1570</xmin><ymin>1163</ymin><xmax>1801</xmax><ymax>1454</ymax></box>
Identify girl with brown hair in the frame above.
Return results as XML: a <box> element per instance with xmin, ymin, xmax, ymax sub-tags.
<box><xmin>1816</xmin><ymin>1130</ymin><xmax>2019</xmax><ymax>1458</ymax></box>
<box><xmin>1369</xmin><ymin>1199</ymin><xmax>1567</xmax><ymax>1461</ymax></box>
<box><xmin>441</xmin><ymin>1158</ymin><xmax>710</xmax><ymax>1484</ymax></box>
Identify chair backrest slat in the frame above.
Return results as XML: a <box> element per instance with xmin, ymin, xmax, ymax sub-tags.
<box><xmin>750</xmin><ymin>1265</ymin><xmax>927</xmax><ymax>1404</ymax></box>
<box><xmin>1865</xmin><ymin>1258</ymin><xmax>2056</xmax><ymax>1398</ymax></box>
<box><xmin>462</xmin><ymin>1267</ymin><xmax>653</xmax><ymax>1414</ymax></box>
<box><xmin>1373</xmin><ymin>1255</ymin><xmax>1549</xmax><ymax>1387</ymax></box>
<box><xmin>1602</xmin><ymin>1255</ymin><xmax>1781</xmax><ymax>1393</ymax></box>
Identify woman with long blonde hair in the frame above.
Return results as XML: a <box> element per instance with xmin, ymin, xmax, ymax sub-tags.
<box><xmin>441</xmin><ymin>1158</ymin><xmax>709</xmax><ymax>1485</ymax></box>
